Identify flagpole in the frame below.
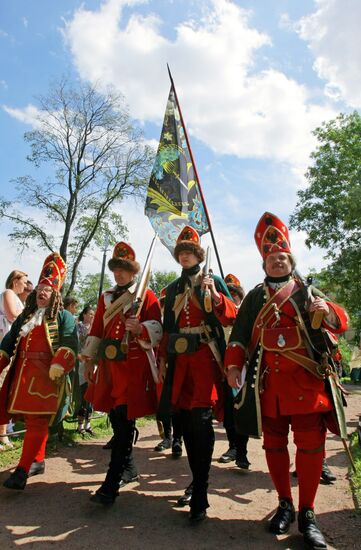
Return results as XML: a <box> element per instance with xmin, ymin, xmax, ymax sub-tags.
<box><xmin>167</xmin><ymin>64</ymin><xmax>224</xmax><ymax>279</ymax></box>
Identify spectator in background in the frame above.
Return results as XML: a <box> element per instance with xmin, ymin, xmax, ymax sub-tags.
<box><xmin>75</xmin><ymin>305</ymin><xmax>95</xmax><ymax>434</ymax></box>
<box><xmin>0</xmin><ymin>270</ymin><xmax>28</xmax><ymax>450</ymax></box>
<box><xmin>18</xmin><ymin>280</ymin><xmax>34</xmax><ymax>305</ymax></box>
<box><xmin>63</xmin><ymin>296</ymin><xmax>79</xmax><ymax>317</ymax></box>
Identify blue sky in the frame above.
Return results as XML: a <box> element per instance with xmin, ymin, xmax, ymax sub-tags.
<box><xmin>0</xmin><ymin>0</ymin><xmax>359</xmax><ymax>292</ymax></box>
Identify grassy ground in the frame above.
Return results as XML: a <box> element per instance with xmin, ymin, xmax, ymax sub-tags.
<box><xmin>0</xmin><ymin>413</ymin><xmax>154</xmax><ymax>471</ymax></box>
<box><xmin>0</xmin><ymin>414</ymin><xmax>116</xmax><ymax>471</ymax></box>
<box><xmin>350</xmin><ymin>430</ymin><xmax>361</xmax><ymax>510</ymax></box>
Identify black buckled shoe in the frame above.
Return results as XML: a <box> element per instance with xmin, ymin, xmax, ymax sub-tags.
<box><xmin>3</xmin><ymin>467</ymin><xmax>28</xmax><ymax>490</ymax></box>
<box><xmin>189</xmin><ymin>509</ymin><xmax>207</xmax><ymax>524</ymax></box>
<box><xmin>28</xmin><ymin>460</ymin><xmax>45</xmax><ymax>477</ymax></box>
<box><xmin>269</xmin><ymin>499</ymin><xmax>295</xmax><ymax>534</ymax></box>
<box><xmin>118</xmin><ymin>474</ymin><xmax>139</xmax><ymax>489</ymax></box>
<box><xmin>90</xmin><ymin>487</ymin><xmax>118</xmax><ymax>506</ymax></box>
<box><xmin>176</xmin><ymin>482</ymin><xmax>193</xmax><ymax>507</ymax></box>
<box><xmin>320</xmin><ymin>459</ymin><xmax>336</xmax><ymax>484</ymax></box>
<box><xmin>102</xmin><ymin>436</ymin><xmax>114</xmax><ymax>450</ymax></box>
<box><xmin>298</xmin><ymin>508</ymin><xmax>327</xmax><ymax>549</ymax></box>
<box><xmin>218</xmin><ymin>447</ymin><xmax>237</xmax><ymax>463</ymax></box>
<box><xmin>235</xmin><ymin>454</ymin><xmax>250</xmax><ymax>470</ymax></box>
<box><xmin>154</xmin><ymin>438</ymin><xmax>172</xmax><ymax>452</ymax></box>
<box><xmin>172</xmin><ymin>438</ymin><xmax>183</xmax><ymax>458</ymax></box>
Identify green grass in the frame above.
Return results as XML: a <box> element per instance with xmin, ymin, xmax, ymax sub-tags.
<box><xmin>349</xmin><ymin>431</ymin><xmax>361</xmax><ymax>509</ymax></box>
<box><xmin>0</xmin><ymin>414</ymin><xmax>113</xmax><ymax>471</ymax></box>
<box><xmin>0</xmin><ymin>413</ymin><xmax>154</xmax><ymax>471</ymax></box>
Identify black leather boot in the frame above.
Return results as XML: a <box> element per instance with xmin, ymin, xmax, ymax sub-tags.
<box><xmin>176</xmin><ymin>482</ymin><xmax>193</xmax><ymax>507</ymax></box>
<box><xmin>188</xmin><ymin>408</ymin><xmax>214</xmax><ymax>521</ymax></box>
<box><xmin>269</xmin><ymin>498</ymin><xmax>295</xmax><ymax>534</ymax></box>
<box><xmin>218</xmin><ymin>447</ymin><xmax>237</xmax><ymax>463</ymax></box>
<box><xmin>3</xmin><ymin>467</ymin><xmax>28</xmax><ymax>490</ymax></box>
<box><xmin>91</xmin><ymin>405</ymin><xmax>135</xmax><ymax>506</ymax></box>
<box><xmin>28</xmin><ymin>460</ymin><xmax>45</xmax><ymax>477</ymax></box>
<box><xmin>320</xmin><ymin>459</ymin><xmax>336</xmax><ymax>484</ymax></box>
<box><xmin>298</xmin><ymin>508</ymin><xmax>327</xmax><ymax>549</ymax></box>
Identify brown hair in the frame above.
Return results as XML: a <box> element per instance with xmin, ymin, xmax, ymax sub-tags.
<box><xmin>22</xmin><ymin>289</ymin><xmax>63</xmax><ymax>321</ymax></box>
<box><xmin>63</xmin><ymin>296</ymin><xmax>79</xmax><ymax>309</ymax></box>
<box><xmin>108</xmin><ymin>258</ymin><xmax>140</xmax><ymax>274</ymax></box>
<box><xmin>173</xmin><ymin>242</ymin><xmax>205</xmax><ymax>264</ymax></box>
<box><xmin>5</xmin><ymin>270</ymin><xmax>27</xmax><ymax>290</ymax></box>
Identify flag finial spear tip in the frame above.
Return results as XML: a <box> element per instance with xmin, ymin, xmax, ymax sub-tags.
<box><xmin>167</xmin><ymin>63</ymin><xmax>174</xmax><ymax>86</ymax></box>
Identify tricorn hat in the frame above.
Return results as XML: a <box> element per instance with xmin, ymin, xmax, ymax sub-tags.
<box><xmin>254</xmin><ymin>212</ymin><xmax>291</xmax><ymax>259</ymax></box>
<box><xmin>174</xmin><ymin>225</ymin><xmax>205</xmax><ymax>263</ymax></box>
<box><xmin>38</xmin><ymin>253</ymin><xmax>67</xmax><ymax>292</ymax></box>
<box><xmin>108</xmin><ymin>242</ymin><xmax>140</xmax><ymax>274</ymax></box>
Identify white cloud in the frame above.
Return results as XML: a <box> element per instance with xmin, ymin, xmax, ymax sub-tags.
<box><xmin>2</xmin><ymin>104</ymin><xmax>41</xmax><ymax>126</ymax></box>
<box><xmin>63</xmin><ymin>0</ymin><xmax>337</xmax><ymax>174</ymax></box>
<box><xmin>298</xmin><ymin>0</ymin><xmax>361</xmax><ymax>107</ymax></box>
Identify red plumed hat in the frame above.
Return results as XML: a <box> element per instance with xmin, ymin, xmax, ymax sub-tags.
<box><xmin>38</xmin><ymin>253</ymin><xmax>67</xmax><ymax>292</ymax></box>
<box><xmin>254</xmin><ymin>212</ymin><xmax>291</xmax><ymax>259</ymax></box>
<box><xmin>224</xmin><ymin>273</ymin><xmax>245</xmax><ymax>300</ymax></box>
<box><xmin>108</xmin><ymin>242</ymin><xmax>140</xmax><ymax>273</ymax></box>
<box><xmin>225</xmin><ymin>273</ymin><xmax>241</xmax><ymax>287</ymax></box>
<box><xmin>174</xmin><ymin>225</ymin><xmax>205</xmax><ymax>263</ymax></box>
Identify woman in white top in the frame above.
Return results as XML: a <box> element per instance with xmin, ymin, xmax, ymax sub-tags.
<box><xmin>0</xmin><ymin>270</ymin><xmax>28</xmax><ymax>449</ymax></box>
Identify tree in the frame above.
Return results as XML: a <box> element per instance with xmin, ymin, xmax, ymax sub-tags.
<box><xmin>290</xmin><ymin>111</ymin><xmax>361</xmax><ymax>332</ymax></box>
<box><xmin>75</xmin><ymin>272</ymin><xmax>113</xmax><ymax>308</ymax></box>
<box><xmin>0</xmin><ymin>77</ymin><xmax>154</xmax><ymax>294</ymax></box>
<box><xmin>149</xmin><ymin>270</ymin><xmax>178</xmax><ymax>298</ymax></box>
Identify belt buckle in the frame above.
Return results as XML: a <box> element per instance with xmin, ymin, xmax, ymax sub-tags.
<box><xmin>105</xmin><ymin>344</ymin><xmax>118</xmax><ymax>360</ymax></box>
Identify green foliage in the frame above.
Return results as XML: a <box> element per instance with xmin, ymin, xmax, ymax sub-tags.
<box><xmin>291</xmin><ymin>111</ymin><xmax>361</xmax><ymax>332</ymax></box>
<box><xmin>0</xmin><ymin>77</ymin><xmax>154</xmax><ymax>294</ymax></box>
<box><xmin>149</xmin><ymin>270</ymin><xmax>178</xmax><ymax>298</ymax></box>
<box><xmin>338</xmin><ymin>338</ymin><xmax>352</xmax><ymax>375</ymax></box>
<box><xmin>349</xmin><ymin>431</ymin><xmax>361</xmax><ymax>508</ymax></box>
<box><xmin>75</xmin><ymin>272</ymin><xmax>113</xmax><ymax>308</ymax></box>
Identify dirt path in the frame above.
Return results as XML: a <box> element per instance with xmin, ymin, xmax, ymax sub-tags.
<box><xmin>1</xmin><ymin>386</ymin><xmax>361</xmax><ymax>549</ymax></box>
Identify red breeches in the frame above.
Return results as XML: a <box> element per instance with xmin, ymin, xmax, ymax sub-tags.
<box><xmin>263</xmin><ymin>412</ymin><xmax>327</xmax><ymax>510</ymax></box>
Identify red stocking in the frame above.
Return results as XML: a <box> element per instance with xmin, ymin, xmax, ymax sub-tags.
<box><xmin>18</xmin><ymin>415</ymin><xmax>50</xmax><ymax>473</ymax></box>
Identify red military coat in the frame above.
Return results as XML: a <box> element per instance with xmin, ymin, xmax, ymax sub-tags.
<box><xmin>160</xmin><ymin>275</ymin><xmax>237</xmax><ymax>412</ymax></box>
<box><xmin>84</xmin><ymin>286</ymin><xmax>162</xmax><ymax>419</ymax></box>
<box><xmin>225</xmin><ymin>279</ymin><xmax>349</xmax><ymax>436</ymax></box>
<box><xmin>0</xmin><ymin>310</ymin><xmax>77</xmax><ymax>422</ymax></box>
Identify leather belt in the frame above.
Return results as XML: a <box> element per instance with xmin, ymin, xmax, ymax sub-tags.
<box><xmin>18</xmin><ymin>351</ymin><xmax>52</xmax><ymax>360</ymax></box>
<box><xmin>179</xmin><ymin>325</ymin><xmax>211</xmax><ymax>343</ymax></box>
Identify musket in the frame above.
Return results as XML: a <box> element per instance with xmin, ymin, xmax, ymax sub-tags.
<box><xmin>203</xmin><ymin>246</ymin><xmax>213</xmax><ymax>313</ymax></box>
<box><xmin>120</xmin><ymin>234</ymin><xmax>158</xmax><ymax>355</ymax></box>
<box><xmin>306</xmin><ymin>275</ymin><xmax>324</xmax><ymax>329</ymax></box>
<box><xmin>295</xmin><ymin>270</ymin><xmax>354</xmax><ymax>470</ymax></box>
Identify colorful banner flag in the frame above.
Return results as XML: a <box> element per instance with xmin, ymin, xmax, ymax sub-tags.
<box><xmin>145</xmin><ymin>87</ymin><xmax>209</xmax><ymax>253</ymax></box>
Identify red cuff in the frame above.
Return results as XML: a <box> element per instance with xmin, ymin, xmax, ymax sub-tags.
<box><xmin>324</xmin><ymin>302</ymin><xmax>349</xmax><ymax>334</ymax></box>
<box><xmin>52</xmin><ymin>347</ymin><xmax>76</xmax><ymax>373</ymax></box>
<box><xmin>224</xmin><ymin>342</ymin><xmax>245</xmax><ymax>370</ymax></box>
<box><xmin>138</xmin><ymin>324</ymin><xmax>151</xmax><ymax>343</ymax></box>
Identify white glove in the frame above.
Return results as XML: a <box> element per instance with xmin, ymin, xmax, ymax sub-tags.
<box><xmin>49</xmin><ymin>363</ymin><xmax>65</xmax><ymax>381</ymax></box>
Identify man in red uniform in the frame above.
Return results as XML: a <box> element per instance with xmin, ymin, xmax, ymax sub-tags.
<box><xmin>0</xmin><ymin>253</ymin><xmax>77</xmax><ymax>490</ymax></box>
<box><xmin>225</xmin><ymin>212</ymin><xmax>348</xmax><ymax>549</ymax></box>
<box><xmin>219</xmin><ymin>274</ymin><xmax>250</xmax><ymax>470</ymax></box>
<box><xmin>83</xmin><ymin>242</ymin><xmax>162</xmax><ymax>505</ymax></box>
<box><xmin>158</xmin><ymin>226</ymin><xmax>236</xmax><ymax>522</ymax></box>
